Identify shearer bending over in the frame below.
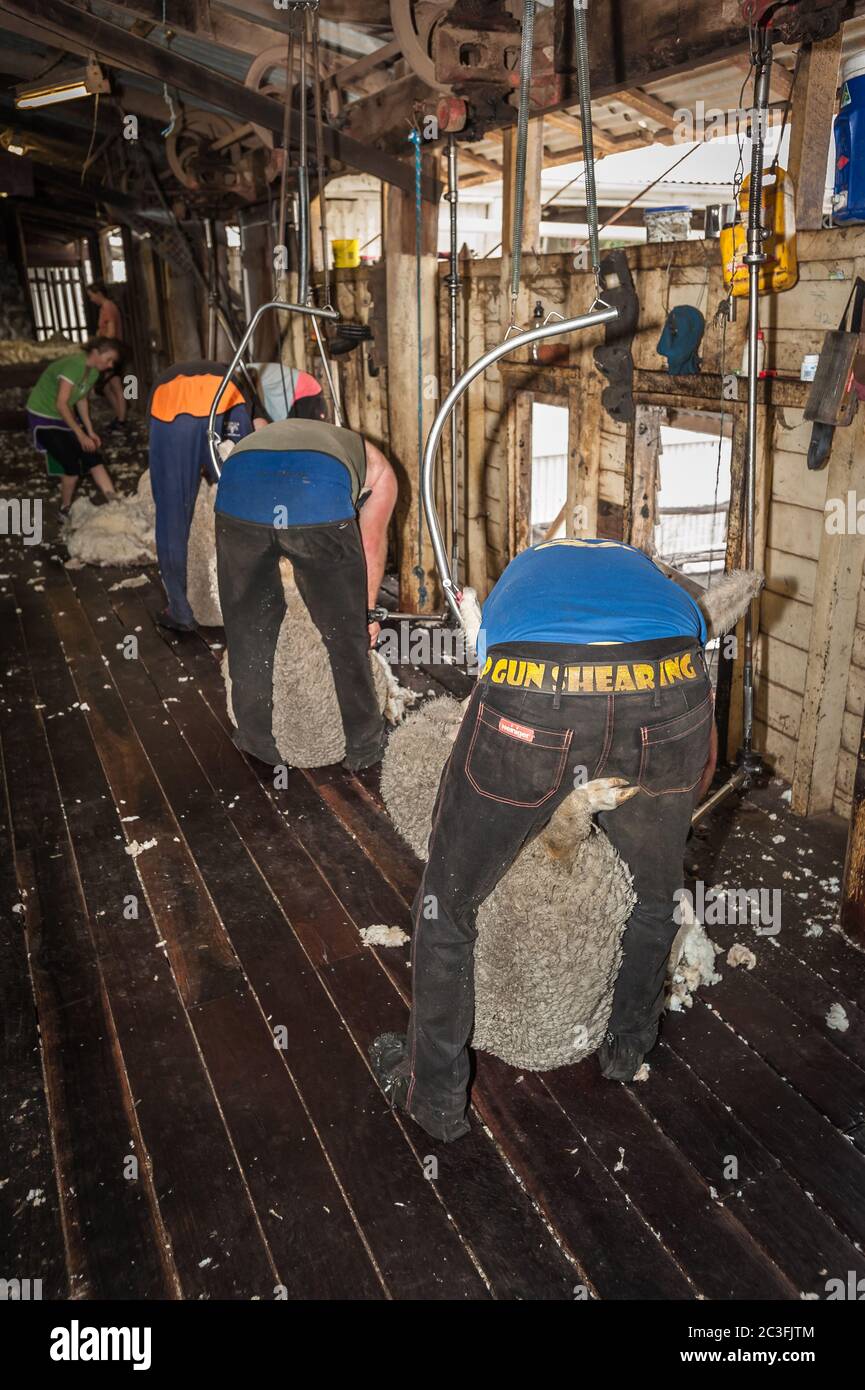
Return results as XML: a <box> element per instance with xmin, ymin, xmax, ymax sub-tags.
<box><xmin>215</xmin><ymin>418</ymin><xmax>398</xmax><ymax>770</ymax></box>
<box><xmin>372</xmin><ymin>538</ymin><xmax>718</xmax><ymax>1143</ymax></box>
<box><xmin>147</xmin><ymin>361</ymin><xmax>267</xmax><ymax>633</ymax></box>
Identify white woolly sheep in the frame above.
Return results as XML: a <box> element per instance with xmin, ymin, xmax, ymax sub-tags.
<box><xmin>222</xmin><ymin>555</ymin><xmax>413</xmax><ymax>767</ymax></box>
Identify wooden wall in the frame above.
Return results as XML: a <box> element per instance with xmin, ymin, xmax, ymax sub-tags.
<box><xmin>312</xmin><ymin>228</ymin><xmax>865</xmax><ymax>816</ymax></box>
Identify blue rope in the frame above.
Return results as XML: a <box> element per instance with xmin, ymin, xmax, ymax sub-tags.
<box><xmin>409</xmin><ymin>127</ymin><xmax>428</xmax><ymax>608</ymax></box>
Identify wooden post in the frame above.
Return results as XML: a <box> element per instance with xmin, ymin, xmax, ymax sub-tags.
<box><xmin>165</xmin><ymin>259</ymin><xmax>202</xmax><ymax>360</ymax></box>
<box><xmin>792</xmin><ymin>423</ymin><xmax>865</xmax><ymax>815</ymax></box>
<box><xmin>841</xmin><ymin>707</ymin><xmax>865</xmax><ymax>943</ymax></box>
<box><xmin>567</xmin><ymin>353</ymin><xmax>605</xmax><ymax>537</ymax></box>
<box><xmin>727</xmin><ymin>407</ymin><xmax>773</xmax><ymax>757</ymax></box>
<box><xmin>787</xmin><ymin>31</ymin><xmax>843</xmax><ymax>231</ymax></box>
<box><xmin>500</xmin><ymin>119</ymin><xmax>543</xmax><ymax>334</ymax></box>
<box><xmin>464</xmin><ymin>263</ymin><xmax>490</xmax><ymax>598</ymax></box>
<box><xmin>384</xmin><ymin>154</ymin><xmax>440</xmax><ymax>613</ymax></box>
<box><xmin>628</xmin><ymin>404</ymin><xmax>663</xmax><ymax>551</ymax></box>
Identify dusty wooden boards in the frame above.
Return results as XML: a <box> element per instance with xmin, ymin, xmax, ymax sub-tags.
<box><xmin>1</xmin><ymin>437</ymin><xmax>863</xmax><ymax>1297</ymax></box>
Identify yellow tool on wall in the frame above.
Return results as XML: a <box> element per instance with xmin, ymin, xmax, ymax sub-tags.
<box><xmin>720</xmin><ymin>167</ymin><xmax>799</xmax><ymax>295</ymax></box>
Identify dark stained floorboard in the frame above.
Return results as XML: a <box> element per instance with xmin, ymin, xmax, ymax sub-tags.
<box><xmin>2</xmin><ymin>436</ymin><xmax>865</xmax><ymax>1299</ymax></box>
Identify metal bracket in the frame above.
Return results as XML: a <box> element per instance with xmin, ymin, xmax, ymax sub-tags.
<box><xmin>422</xmin><ymin>304</ymin><xmax>619</xmax><ymax>623</ymax></box>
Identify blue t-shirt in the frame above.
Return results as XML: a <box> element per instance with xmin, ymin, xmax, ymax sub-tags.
<box><xmin>478</xmin><ymin>539</ymin><xmax>706</xmax><ymax>665</ymax></box>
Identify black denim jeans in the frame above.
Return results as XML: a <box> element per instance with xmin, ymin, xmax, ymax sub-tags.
<box><xmin>215</xmin><ymin>511</ymin><xmax>384</xmax><ymax>764</ymax></box>
<box><xmin>403</xmin><ymin>636</ymin><xmax>713</xmax><ymax>1120</ymax></box>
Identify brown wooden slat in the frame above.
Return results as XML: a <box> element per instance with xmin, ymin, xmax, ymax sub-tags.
<box><xmin>46</xmin><ymin>578</ymin><xmax>388</xmax><ymax>1298</ymax></box>
<box><xmin>665</xmin><ymin>1002</ymin><xmax>865</xmax><ymax>1250</ymax></box>
<box><xmin>705</xmin><ymin>963</ymin><xmax>865</xmax><ymax>1140</ymax></box>
<box><xmin>0</xmin><ymin>720</ymin><xmax>68</xmax><ymax>1297</ymax></box>
<box><xmin>91</xmin><ymin>571</ymin><xmax>585</xmax><ymax>1299</ymax></box>
<box><xmin>188</xmin><ymin>992</ymin><xmax>386</xmax><ymax>1300</ymax></box>
<box><xmin>12</xmin><ymin>572</ymin><xmax>283</xmax><ymax>1299</ymax></box>
<box><xmin>618</xmin><ymin>1039</ymin><xmax>779</xmax><ymax>1195</ymax></box>
<box><xmin>0</xmin><ymin>589</ymin><xmax>169</xmax><ymax>1299</ymax></box>
<box><xmin>543</xmin><ymin>1064</ymin><xmax>797</xmax><ymax>1300</ymax></box>
<box><xmin>64</xmin><ymin>575</ymin><xmax>488</xmax><ymax>1300</ymax></box>
<box><xmin>471</xmin><ymin>1055</ymin><xmax>694</xmax><ymax>1299</ymax></box>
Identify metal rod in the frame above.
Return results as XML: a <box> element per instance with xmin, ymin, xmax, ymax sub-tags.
<box><xmin>509</xmin><ymin>0</ymin><xmax>536</xmax><ymax>317</ymax></box>
<box><xmin>310</xmin><ymin>310</ymin><xmax>343</xmax><ymax>427</ymax></box>
<box><xmin>207</xmin><ymin>299</ymin><xmax>339</xmax><ymax>477</ymax></box>
<box><xmin>573</xmin><ymin>0</ymin><xmax>600</xmax><ymax>286</ymax></box>
<box><xmin>741</xmin><ymin>28</ymin><xmax>773</xmax><ymax>764</ymax></box>
<box><xmin>446</xmin><ymin>134</ymin><xmax>461</xmax><ymax>581</ymax></box>
<box><xmin>691</xmin><ymin>768</ymin><xmax>748</xmax><ymax>827</ymax></box>
<box><xmin>423</xmin><ymin>304</ymin><xmax>618</xmax><ymax>622</ymax></box>
<box><xmin>204</xmin><ymin>217</ymin><xmax>217</xmax><ymax>358</ymax></box>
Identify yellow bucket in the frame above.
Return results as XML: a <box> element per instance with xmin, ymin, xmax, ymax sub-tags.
<box><xmin>332</xmin><ymin>238</ymin><xmax>360</xmax><ymax>269</ymax></box>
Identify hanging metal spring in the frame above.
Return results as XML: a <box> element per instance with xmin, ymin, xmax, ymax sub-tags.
<box><xmin>573</xmin><ymin>0</ymin><xmax>602</xmax><ymax>300</ymax></box>
<box><xmin>509</xmin><ymin>0</ymin><xmax>536</xmax><ymax>327</ymax></box>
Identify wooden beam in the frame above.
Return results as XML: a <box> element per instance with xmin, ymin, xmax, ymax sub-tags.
<box><xmin>463</xmin><ymin>254</ymin><xmax>490</xmax><ymax>598</ymax></box>
<box><xmin>628</xmin><ymin>405</ymin><xmax>663</xmax><ymax>552</ymax></box>
<box><xmin>542</xmin><ymin>110</ymin><xmax>621</xmax><ymax>155</ymax></box>
<box><xmin>841</xmin><ymin>708</ymin><xmax>865</xmax><ymax>942</ymax></box>
<box><xmin>793</xmin><ymin>422</ymin><xmax>865</xmax><ymax>816</ymax></box>
<box><xmin>458</xmin><ymin>146</ymin><xmax>504</xmax><ymax>179</ymax></box>
<box><xmin>384</xmin><ymin>154</ymin><xmax>441</xmax><ymax>614</ymax></box>
<box><xmin>328</xmin><ymin>39</ymin><xmax>401</xmax><ymax>90</ymax></box>
<box><xmin>0</xmin><ymin>0</ymin><xmax>441</xmax><ymax>202</ymax></box>
<box><xmin>617</xmin><ymin>87</ymin><xmax>680</xmax><ymax>130</ymax></box>
<box><xmin>500</xmin><ymin>119</ymin><xmax>543</xmax><ymax>357</ymax></box>
<box><xmin>787</xmin><ymin>32</ymin><xmax>843</xmax><ymax>231</ymax></box>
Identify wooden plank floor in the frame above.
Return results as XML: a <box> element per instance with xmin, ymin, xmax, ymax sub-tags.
<box><xmin>2</xmin><ymin>430</ymin><xmax>865</xmax><ymax>1300</ymax></box>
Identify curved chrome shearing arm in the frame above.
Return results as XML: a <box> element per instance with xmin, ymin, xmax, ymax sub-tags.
<box><xmin>207</xmin><ymin>299</ymin><xmax>340</xmax><ymax>477</ymax></box>
<box><xmin>423</xmin><ymin>303</ymin><xmax>619</xmax><ymax>623</ymax></box>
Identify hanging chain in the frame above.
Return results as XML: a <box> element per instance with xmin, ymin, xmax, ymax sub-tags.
<box><xmin>573</xmin><ymin>0</ymin><xmax>602</xmax><ymax>302</ymax></box>
<box><xmin>509</xmin><ymin>0</ymin><xmax>536</xmax><ymax>328</ymax></box>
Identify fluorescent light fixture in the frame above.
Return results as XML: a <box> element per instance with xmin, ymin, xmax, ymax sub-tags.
<box><xmin>7</xmin><ymin>143</ymin><xmax>25</xmax><ymax>156</ymax></box>
<box><xmin>15</xmin><ymin>59</ymin><xmax>109</xmax><ymax>110</ymax></box>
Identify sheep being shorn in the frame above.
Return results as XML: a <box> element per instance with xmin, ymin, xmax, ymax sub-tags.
<box><xmin>186</xmin><ymin>479</ymin><xmax>223</xmax><ymax>626</ymax></box>
<box><xmin>379</xmin><ymin>567</ymin><xmax>762</xmax><ymax>1072</ymax></box>
<box><xmin>222</xmin><ymin>555</ymin><xmax>413</xmax><ymax>767</ymax></box>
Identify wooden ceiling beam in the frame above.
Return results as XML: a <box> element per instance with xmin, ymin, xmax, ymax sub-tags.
<box><xmin>542</xmin><ymin>110</ymin><xmax>622</xmax><ymax>155</ymax></box>
<box><xmin>456</xmin><ymin>146</ymin><xmax>504</xmax><ymax>178</ymax></box>
<box><xmin>0</xmin><ymin>0</ymin><xmax>440</xmax><ymax>201</ymax></box>
<box><xmin>615</xmin><ymin>88</ymin><xmax>681</xmax><ymax>130</ymax></box>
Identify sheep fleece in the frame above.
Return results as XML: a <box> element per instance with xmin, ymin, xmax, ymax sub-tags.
<box><xmin>186</xmin><ymin>480</ymin><xmax>223</xmax><ymax>626</ymax></box>
<box><xmin>380</xmin><ymin>696</ymin><xmax>637</xmax><ymax>1070</ymax></box>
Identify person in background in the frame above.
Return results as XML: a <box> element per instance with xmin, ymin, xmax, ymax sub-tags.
<box><xmin>371</xmin><ymin>538</ymin><xmax>717</xmax><ymax>1144</ymax></box>
<box><xmin>251</xmin><ymin>361</ymin><xmax>327</xmax><ymax>422</ymax></box>
<box><xmin>215</xmin><ymin>418</ymin><xmax>397</xmax><ymax>768</ymax></box>
<box><xmin>86</xmin><ymin>281</ymin><xmax>128</xmax><ymax>430</ymax></box>
<box><xmin>147</xmin><ymin>360</ymin><xmax>266</xmax><ymax>633</ymax></box>
<box><xmin>26</xmin><ymin>336</ymin><xmax>123</xmax><ymax>515</ymax></box>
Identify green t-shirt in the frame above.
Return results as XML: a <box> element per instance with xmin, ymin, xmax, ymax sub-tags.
<box><xmin>26</xmin><ymin>353</ymin><xmax>99</xmax><ymax>420</ymax></box>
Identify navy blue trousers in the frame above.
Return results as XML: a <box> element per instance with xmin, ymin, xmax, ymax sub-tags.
<box><xmin>149</xmin><ymin>406</ymin><xmax>250</xmax><ymax>626</ymax></box>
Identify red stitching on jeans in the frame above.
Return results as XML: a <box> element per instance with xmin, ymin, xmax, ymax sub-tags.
<box><xmin>638</xmin><ymin>696</ymin><xmax>713</xmax><ymax>796</ymax></box>
<box><xmin>592</xmin><ymin>694</ymin><xmax>615</xmax><ymax>778</ymax></box>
